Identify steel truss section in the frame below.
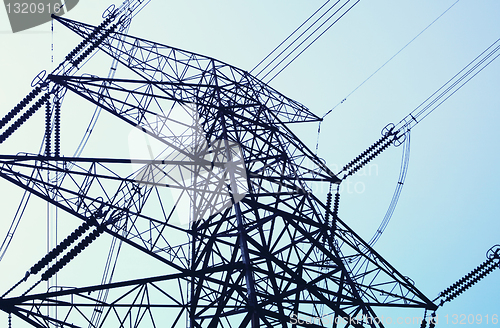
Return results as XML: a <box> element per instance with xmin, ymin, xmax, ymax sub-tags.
<box><xmin>0</xmin><ymin>15</ymin><xmax>436</xmax><ymax>328</ymax></box>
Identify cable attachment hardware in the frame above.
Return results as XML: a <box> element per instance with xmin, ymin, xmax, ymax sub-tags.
<box><xmin>392</xmin><ymin>128</ymin><xmax>408</xmax><ymax>147</ymax></box>
<box><xmin>382</xmin><ymin>122</ymin><xmax>409</xmax><ymax>147</ymax></box>
<box><xmin>31</xmin><ymin>70</ymin><xmax>48</xmax><ymax>89</ymax></box>
<box><xmin>486</xmin><ymin>244</ymin><xmax>500</xmax><ymax>261</ymax></box>
<box><xmin>102</xmin><ymin>4</ymin><xmax>116</xmax><ymax>19</ymax></box>
<box><xmin>381</xmin><ymin>123</ymin><xmax>395</xmax><ymax>136</ymax></box>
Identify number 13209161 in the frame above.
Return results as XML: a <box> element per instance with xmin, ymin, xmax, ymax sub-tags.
<box><xmin>443</xmin><ymin>314</ymin><xmax>498</xmax><ymax>325</ymax></box>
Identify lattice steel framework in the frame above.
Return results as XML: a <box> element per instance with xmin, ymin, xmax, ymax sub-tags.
<box><xmin>0</xmin><ymin>7</ymin><xmax>436</xmax><ymax>328</ymax></box>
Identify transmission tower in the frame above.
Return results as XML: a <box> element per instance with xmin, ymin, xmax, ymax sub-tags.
<box><xmin>0</xmin><ymin>3</ymin><xmax>439</xmax><ymax>327</ymax></box>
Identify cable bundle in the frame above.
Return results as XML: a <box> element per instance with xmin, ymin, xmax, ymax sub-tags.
<box><xmin>251</xmin><ymin>0</ymin><xmax>361</xmax><ymax>83</ymax></box>
<box><xmin>0</xmin><ymin>92</ymin><xmax>50</xmax><ymax>143</ymax></box>
<box><xmin>0</xmin><ymin>86</ymin><xmax>42</xmax><ymax>130</ymax></box>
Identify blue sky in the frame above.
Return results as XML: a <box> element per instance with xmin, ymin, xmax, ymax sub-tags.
<box><xmin>0</xmin><ymin>1</ymin><xmax>499</xmax><ymax>326</ymax></box>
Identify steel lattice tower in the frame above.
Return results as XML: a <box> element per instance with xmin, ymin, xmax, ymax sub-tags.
<box><xmin>0</xmin><ymin>4</ymin><xmax>437</xmax><ymax>327</ymax></box>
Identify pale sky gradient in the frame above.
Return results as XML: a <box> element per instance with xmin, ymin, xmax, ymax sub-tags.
<box><xmin>0</xmin><ymin>1</ymin><xmax>499</xmax><ymax>326</ymax></box>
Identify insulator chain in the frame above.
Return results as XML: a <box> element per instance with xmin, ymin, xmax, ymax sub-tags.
<box><xmin>54</xmin><ymin>97</ymin><xmax>61</xmax><ymax>157</ymax></box>
<box><xmin>0</xmin><ymin>86</ymin><xmax>42</xmax><ymax>130</ymax></box>
<box><xmin>347</xmin><ymin>137</ymin><xmax>393</xmax><ymax>177</ymax></box>
<box><xmin>324</xmin><ymin>192</ymin><xmax>333</xmax><ymax>224</ymax></box>
<box><xmin>429</xmin><ymin>313</ymin><xmax>437</xmax><ymax>328</ymax></box>
<box><xmin>0</xmin><ymin>92</ymin><xmax>50</xmax><ymax>144</ymax></box>
<box><xmin>438</xmin><ymin>247</ymin><xmax>500</xmax><ymax>305</ymax></box>
<box><xmin>339</xmin><ymin>131</ymin><xmax>394</xmax><ymax>179</ymax></box>
<box><xmin>28</xmin><ymin>221</ymin><xmax>92</xmax><ymax>277</ymax></box>
<box><xmin>443</xmin><ymin>260</ymin><xmax>498</xmax><ymax>304</ymax></box>
<box><xmin>322</xmin><ymin>190</ymin><xmax>333</xmax><ymax>244</ymax></box>
<box><xmin>41</xmin><ymin>224</ymin><xmax>106</xmax><ymax>281</ymax></box>
<box><xmin>65</xmin><ymin>15</ymin><xmax>114</xmax><ymax>63</ymax></box>
<box><xmin>73</xmin><ymin>23</ymin><xmax>118</xmax><ymax>67</ymax></box>
<box><xmin>1</xmin><ymin>220</ymin><xmax>93</xmax><ymax>298</ymax></box>
<box><xmin>333</xmin><ymin>190</ymin><xmax>340</xmax><ymax>221</ymax></box>
<box><xmin>323</xmin><ymin>185</ymin><xmax>340</xmax><ymax>247</ymax></box>
<box><xmin>420</xmin><ymin>309</ymin><xmax>427</xmax><ymax>328</ymax></box>
<box><xmin>342</xmin><ymin>134</ymin><xmax>388</xmax><ymax>171</ymax></box>
<box><xmin>45</xmin><ymin>97</ymin><xmax>51</xmax><ymax>156</ymax></box>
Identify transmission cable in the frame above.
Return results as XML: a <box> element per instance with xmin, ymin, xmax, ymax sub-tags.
<box><xmin>321</xmin><ymin>0</ymin><xmax>460</xmax><ymax>121</ymax></box>
<box><xmin>252</xmin><ymin>0</ymin><xmax>361</xmax><ymax>84</ymax></box>
<box><xmin>395</xmin><ymin>37</ymin><xmax>500</xmax><ymax>132</ymax></box>
<box><xmin>0</xmin><ymin>1</ymin><xmax>150</xmax><ymax>271</ymax></box>
<box><xmin>264</xmin><ymin>0</ymin><xmax>361</xmax><ymax>84</ymax></box>
<box><xmin>338</xmin><ymin>36</ymin><xmax>500</xmax><ymax>248</ymax></box>
<box><xmin>367</xmin><ymin>128</ymin><xmax>410</xmax><ymax>247</ymax></box>
<box><xmin>315</xmin><ymin>0</ymin><xmax>460</xmax><ymax>155</ymax></box>
<box><xmin>250</xmin><ymin>0</ymin><xmax>332</xmax><ymax>76</ymax></box>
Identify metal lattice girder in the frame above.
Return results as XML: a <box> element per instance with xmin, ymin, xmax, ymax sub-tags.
<box><xmin>53</xmin><ymin>16</ymin><xmax>322</xmax><ymax>125</ymax></box>
<box><xmin>0</xmin><ymin>14</ymin><xmax>438</xmax><ymax>328</ymax></box>
<box><xmin>46</xmin><ymin>74</ymin><xmax>339</xmax><ymax>186</ymax></box>
<box><xmin>0</xmin><ymin>154</ymin><xmax>436</xmax><ymax>327</ymax></box>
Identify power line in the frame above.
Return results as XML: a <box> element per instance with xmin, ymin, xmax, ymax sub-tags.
<box><xmin>368</xmin><ymin>128</ymin><xmax>410</xmax><ymax>247</ymax></box>
<box><xmin>339</xmin><ymin>36</ymin><xmax>500</xmax><ymax>246</ymax></box>
<box><xmin>250</xmin><ymin>0</ymin><xmax>332</xmax><ymax>76</ymax></box>
<box><xmin>320</xmin><ymin>0</ymin><xmax>460</xmax><ymax>120</ymax></box>
<box><xmin>264</xmin><ymin>0</ymin><xmax>361</xmax><ymax>84</ymax></box>
<box><xmin>252</xmin><ymin>0</ymin><xmax>361</xmax><ymax>84</ymax></box>
<box><xmin>314</xmin><ymin>1</ymin><xmax>460</xmax><ymax>156</ymax></box>
<box><xmin>395</xmin><ymin>37</ymin><xmax>500</xmax><ymax>133</ymax></box>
